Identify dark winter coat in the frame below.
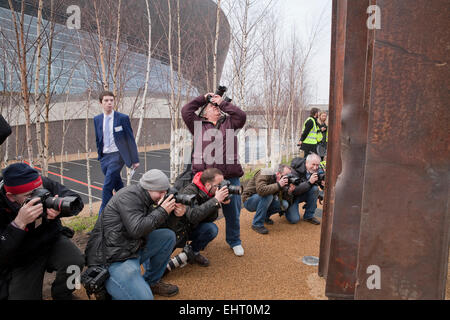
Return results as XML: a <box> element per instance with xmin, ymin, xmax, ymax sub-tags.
<box><xmin>0</xmin><ymin>177</ymin><xmax>83</xmax><ymax>299</ymax></box>
<box><xmin>290</xmin><ymin>157</ymin><xmax>317</xmax><ymax>197</ymax></box>
<box><xmin>169</xmin><ymin>180</ymin><xmax>221</xmax><ymax>248</ymax></box>
<box><xmin>181</xmin><ymin>95</ymin><xmax>247</xmax><ymax>179</ymax></box>
<box><xmin>0</xmin><ymin>177</ymin><xmax>83</xmax><ymax>269</ymax></box>
<box><xmin>85</xmin><ymin>184</ymin><xmax>173</xmax><ymax>266</ymax></box>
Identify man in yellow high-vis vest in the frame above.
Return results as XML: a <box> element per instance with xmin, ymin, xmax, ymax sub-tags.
<box><xmin>297</xmin><ymin>108</ymin><xmax>320</xmax><ymax>157</ymax></box>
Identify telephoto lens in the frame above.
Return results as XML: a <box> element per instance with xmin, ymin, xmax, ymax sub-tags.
<box><xmin>166</xmin><ymin>244</ymin><xmax>195</xmax><ymax>272</ymax></box>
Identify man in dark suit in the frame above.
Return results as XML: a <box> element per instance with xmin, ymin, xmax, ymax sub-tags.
<box><xmin>94</xmin><ymin>91</ymin><xmax>140</xmax><ymax>215</ymax></box>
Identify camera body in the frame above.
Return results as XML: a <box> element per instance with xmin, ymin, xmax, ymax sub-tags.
<box><xmin>163</xmin><ymin>187</ymin><xmax>196</xmax><ymax>206</ymax></box>
<box><xmin>315</xmin><ymin>169</ymin><xmax>326</xmax><ymax>186</ymax></box>
<box><xmin>218</xmin><ymin>179</ymin><xmax>243</xmax><ymax>201</ymax></box>
<box><xmin>207</xmin><ymin>85</ymin><xmax>232</xmax><ymax>106</ymax></box>
<box><xmin>284</xmin><ymin>174</ymin><xmax>301</xmax><ymax>186</ymax></box>
<box><xmin>25</xmin><ymin>188</ymin><xmax>81</xmax><ymax>216</ymax></box>
<box><xmin>81</xmin><ymin>265</ymin><xmax>110</xmax><ymax>299</ymax></box>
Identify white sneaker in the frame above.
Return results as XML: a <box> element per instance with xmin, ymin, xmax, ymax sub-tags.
<box><xmin>232</xmin><ymin>245</ymin><xmax>244</xmax><ymax>256</ymax></box>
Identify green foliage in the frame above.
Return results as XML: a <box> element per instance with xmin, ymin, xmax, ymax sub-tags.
<box><xmin>62</xmin><ymin>215</ymin><xmax>98</xmax><ymax>233</ymax></box>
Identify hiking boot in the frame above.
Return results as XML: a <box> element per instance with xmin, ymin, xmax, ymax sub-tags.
<box><xmin>150</xmin><ymin>281</ymin><xmax>179</xmax><ymax>297</ymax></box>
<box><xmin>304</xmin><ymin>217</ymin><xmax>321</xmax><ymax>225</ymax></box>
<box><xmin>252</xmin><ymin>225</ymin><xmax>269</xmax><ymax>234</ymax></box>
<box><xmin>193</xmin><ymin>253</ymin><xmax>210</xmax><ymax>267</ymax></box>
<box><xmin>264</xmin><ymin>218</ymin><xmax>274</xmax><ymax>225</ymax></box>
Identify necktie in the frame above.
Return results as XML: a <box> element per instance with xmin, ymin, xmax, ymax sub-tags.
<box><xmin>104</xmin><ymin>116</ymin><xmax>111</xmax><ymax>149</ymax></box>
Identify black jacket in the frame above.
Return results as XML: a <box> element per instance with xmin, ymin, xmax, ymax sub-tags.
<box><xmin>290</xmin><ymin>157</ymin><xmax>317</xmax><ymax>197</ymax></box>
<box><xmin>0</xmin><ymin>176</ymin><xmax>83</xmax><ymax>269</ymax></box>
<box><xmin>0</xmin><ymin>176</ymin><xmax>83</xmax><ymax>299</ymax></box>
<box><xmin>85</xmin><ymin>184</ymin><xmax>172</xmax><ymax>266</ymax></box>
<box><xmin>168</xmin><ymin>182</ymin><xmax>220</xmax><ymax>248</ymax></box>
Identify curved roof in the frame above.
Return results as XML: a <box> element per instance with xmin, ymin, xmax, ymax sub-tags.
<box><xmin>2</xmin><ymin>0</ymin><xmax>231</xmax><ymax>92</ymax></box>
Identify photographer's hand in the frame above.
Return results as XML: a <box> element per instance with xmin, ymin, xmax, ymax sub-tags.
<box><xmin>309</xmin><ymin>173</ymin><xmax>319</xmax><ymax>185</ymax></box>
<box><xmin>46</xmin><ymin>195</ymin><xmax>61</xmax><ymax>220</ymax></box>
<box><xmin>211</xmin><ymin>94</ymin><xmax>223</xmax><ymax>106</ymax></box>
<box><xmin>160</xmin><ymin>194</ymin><xmax>176</xmax><ymax>214</ymax></box>
<box><xmin>215</xmin><ymin>186</ymin><xmax>229</xmax><ymax>204</ymax></box>
<box><xmin>279</xmin><ymin>176</ymin><xmax>289</xmax><ymax>188</ymax></box>
<box><xmin>174</xmin><ymin>203</ymin><xmax>186</xmax><ymax>217</ymax></box>
<box><xmin>288</xmin><ymin>184</ymin><xmax>296</xmax><ymax>194</ymax></box>
<box><xmin>14</xmin><ymin>198</ymin><xmax>43</xmax><ymax>229</ymax></box>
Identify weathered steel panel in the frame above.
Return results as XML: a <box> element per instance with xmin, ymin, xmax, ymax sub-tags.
<box><xmin>354</xmin><ymin>0</ymin><xmax>450</xmax><ymax>299</ymax></box>
<box><xmin>324</xmin><ymin>0</ymin><xmax>371</xmax><ymax>299</ymax></box>
<box><xmin>318</xmin><ymin>0</ymin><xmax>339</xmax><ymax>279</ymax></box>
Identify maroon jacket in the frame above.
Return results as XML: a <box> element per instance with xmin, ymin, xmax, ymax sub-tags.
<box><xmin>181</xmin><ymin>95</ymin><xmax>247</xmax><ymax>179</ymax></box>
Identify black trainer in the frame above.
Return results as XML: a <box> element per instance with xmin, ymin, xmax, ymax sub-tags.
<box><xmin>304</xmin><ymin>217</ymin><xmax>321</xmax><ymax>225</ymax></box>
<box><xmin>252</xmin><ymin>225</ymin><xmax>269</xmax><ymax>234</ymax></box>
<box><xmin>264</xmin><ymin>218</ymin><xmax>274</xmax><ymax>225</ymax></box>
<box><xmin>193</xmin><ymin>253</ymin><xmax>210</xmax><ymax>267</ymax></box>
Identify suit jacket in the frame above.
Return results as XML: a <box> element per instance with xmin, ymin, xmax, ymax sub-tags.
<box><xmin>93</xmin><ymin>111</ymin><xmax>139</xmax><ymax>168</ymax></box>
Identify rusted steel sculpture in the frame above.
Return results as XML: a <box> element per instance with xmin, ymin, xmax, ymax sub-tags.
<box><xmin>321</xmin><ymin>0</ymin><xmax>449</xmax><ymax>299</ymax></box>
<box><xmin>354</xmin><ymin>0</ymin><xmax>449</xmax><ymax>299</ymax></box>
<box><xmin>324</xmin><ymin>0</ymin><xmax>371</xmax><ymax>299</ymax></box>
<box><xmin>318</xmin><ymin>0</ymin><xmax>344</xmax><ymax>280</ymax></box>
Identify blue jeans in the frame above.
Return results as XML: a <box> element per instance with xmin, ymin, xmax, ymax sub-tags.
<box><xmin>105</xmin><ymin>229</ymin><xmax>176</xmax><ymax>300</ymax></box>
<box><xmin>244</xmin><ymin>194</ymin><xmax>282</xmax><ymax>228</ymax></box>
<box><xmin>189</xmin><ymin>222</ymin><xmax>218</xmax><ymax>252</ymax></box>
<box><xmin>285</xmin><ymin>186</ymin><xmax>319</xmax><ymax>223</ymax></box>
<box><xmin>221</xmin><ymin>177</ymin><xmax>242</xmax><ymax>248</ymax></box>
<box><xmin>99</xmin><ymin>152</ymin><xmax>125</xmax><ymax>215</ymax></box>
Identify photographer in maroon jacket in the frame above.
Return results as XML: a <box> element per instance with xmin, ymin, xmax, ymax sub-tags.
<box><xmin>181</xmin><ymin>88</ymin><xmax>246</xmax><ymax>257</ymax></box>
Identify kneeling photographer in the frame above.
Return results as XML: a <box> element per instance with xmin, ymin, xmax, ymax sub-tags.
<box><xmin>85</xmin><ymin>169</ymin><xmax>183</xmax><ymax>300</ymax></box>
<box><xmin>167</xmin><ymin>168</ymin><xmax>230</xmax><ymax>271</ymax></box>
<box><xmin>242</xmin><ymin>165</ymin><xmax>296</xmax><ymax>234</ymax></box>
<box><xmin>288</xmin><ymin>153</ymin><xmax>325</xmax><ymax>225</ymax></box>
<box><xmin>0</xmin><ymin>163</ymin><xmax>84</xmax><ymax>300</ymax></box>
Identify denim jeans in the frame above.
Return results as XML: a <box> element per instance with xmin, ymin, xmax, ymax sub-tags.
<box><xmin>244</xmin><ymin>194</ymin><xmax>282</xmax><ymax>228</ymax></box>
<box><xmin>221</xmin><ymin>177</ymin><xmax>242</xmax><ymax>248</ymax></box>
<box><xmin>105</xmin><ymin>229</ymin><xmax>176</xmax><ymax>300</ymax></box>
<box><xmin>285</xmin><ymin>185</ymin><xmax>319</xmax><ymax>223</ymax></box>
<box><xmin>189</xmin><ymin>222</ymin><xmax>219</xmax><ymax>253</ymax></box>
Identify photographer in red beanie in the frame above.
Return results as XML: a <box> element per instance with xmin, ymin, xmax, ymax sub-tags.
<box><xmin>0</xmin><ymin>163</ymin><xmax>84</xmax><ymax>300</ymax></box>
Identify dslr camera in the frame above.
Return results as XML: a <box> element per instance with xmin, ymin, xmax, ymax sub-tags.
<box><xmin>25</xmin><ymin>188</ymin><xmax>82</xmax><ymax>216</ymax></box>
<box><xmin>314</xmin><ymin>169</ymin><xmax>326</xmax><ymax>186</ymax></box>
<box><xmin>218</xmin><ymin>179</ymin><xmax>243</xmax><ymax>201</ymax></box>
<box><xmin>163</xmin><ymin>187</ymin><xmax>196</xmax><ymax>206</ymax></box>
<box><xmin>81</xmin><ymin>265</ymin><xmax>110</xmax><ymax>300</ymax></box>
<box><xmin>284</xmin><ymin>174</ymin><xmax>301</xmax><ymax>186</ymax></box>
<box><xmin>207</xmin><ymin>85</ymin><xmax>232</xmax><ymax>106</ymax></box>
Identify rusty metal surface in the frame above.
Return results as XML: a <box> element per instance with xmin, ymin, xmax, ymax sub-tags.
<box><xmin>318</xmin><ymin>0</ymin><xmax>344</xmax><ymax>280</ymax></box>
<box><xmin>318</xmin><ymin>0</ymin><xmax>338</xmax><ymax>279</ymax></box>
<box><xmin>324</xmin><ymin>0</ymin><xmax>371</xmax><ymax>299</ymax></box>
<box><xmin>354</xmin><ymin>0</ymin><xmax>450</xmax><ymax>299</ymax></box>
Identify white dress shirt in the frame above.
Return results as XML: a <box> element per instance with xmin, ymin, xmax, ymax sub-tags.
<box><xmin>103</xmin><ymin>111</ymin><xmax>119</xmax><ymax>154</ymax></box>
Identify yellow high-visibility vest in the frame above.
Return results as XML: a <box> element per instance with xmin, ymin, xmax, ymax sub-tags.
<box><xmin>302</xmin><ymin>117</ymin><xmax>318</xmax><ymax>145</ymax></box>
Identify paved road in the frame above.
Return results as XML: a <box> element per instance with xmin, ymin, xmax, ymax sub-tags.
<box><xmin>44</xmin><ymin>149</ymin><xmax>170</xmax><ymax>204</ymax></box>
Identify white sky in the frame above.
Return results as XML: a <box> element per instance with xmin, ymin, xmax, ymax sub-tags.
<box><xmin>278</xmin><ymin>0</ymin><xmax>332</xmax><ymax>104</ymax></box>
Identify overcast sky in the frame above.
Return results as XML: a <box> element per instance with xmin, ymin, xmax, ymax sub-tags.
<box><xmin>279</xmin><ymin>0</ymin><xmax>332</xmax><ymax>104</ymax></box>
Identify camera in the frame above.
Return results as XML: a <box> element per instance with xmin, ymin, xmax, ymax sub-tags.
<box><xmin>207</xmin><ymin>85</ymin><xmax>232</xmax><ymax>106</ymax></box>
<box><xmin>166</xmin><ymin>244</ymin><xmax>195</xmax><ymax>272</ymax></box>
<box><xmin>163</xmin><ymin>187</ymin><xmax>196</xmax><ymax>206</ymax></box>
<box><xmin>25</xmin><ymin>188</ymin><xmax>82</xmax><ymax>216</ymax></box>
<box><xmin>81</xmin><ymin>265</ymin><xmax>110</xmax><ymax>299</ymax></box>
<box><xmin>284</xmin><ymin>174</ymin><xmax>301</xmax><ymax>186</ymax></box>
<box><xmin>218</xmin><ymin>179</ymin><xmax>243</xmax><ymax>201</ymax></box>
<box><xmin>315</xmin><ymin>169</ymin><xmax>326</xmax><ymax>186</ymax></box>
